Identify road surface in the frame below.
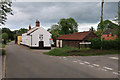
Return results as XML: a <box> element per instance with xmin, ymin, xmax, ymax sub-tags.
<box><xmin>6</xmin><ymin>41</ymin><xmax>119</xmax><ymax>78</ymax></box>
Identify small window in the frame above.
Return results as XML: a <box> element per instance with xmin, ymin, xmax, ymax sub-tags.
<box><xmin>107</xmin><ymin>34</ymin><xmax>109</xmax><ymax>37</ymax></box>
<box><xmin>39</xmin><ymin>34</ymin><xmax>43</xmax><ymax>41</ymax></box>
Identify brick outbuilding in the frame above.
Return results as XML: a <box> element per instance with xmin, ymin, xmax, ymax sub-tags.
<box><xmin>56</xmin><ymin>31</ymin><xmax>97</xmax><ymax>48</ymax></box>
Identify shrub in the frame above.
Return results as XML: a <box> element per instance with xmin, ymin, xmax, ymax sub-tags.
<box><xmin>89</xmin><ymin>38</ymin><xmax>120</xmax><ymax>50</ymax></box>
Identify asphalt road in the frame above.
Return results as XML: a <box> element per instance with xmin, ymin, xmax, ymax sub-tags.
<box><xmin>6</xmin><ymin>41</ymin><xmax>119</xmax><ymax>78</ymax></box>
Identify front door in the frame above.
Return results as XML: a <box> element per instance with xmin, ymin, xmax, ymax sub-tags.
<box><xmin>39</xmin><ymin>41</ymin><xmax>44</xmax><ymax>49</ymax></box>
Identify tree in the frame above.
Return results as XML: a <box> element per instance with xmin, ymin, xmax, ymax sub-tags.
<box><xmin>2</xmin><ymin>33</ymin><xmax>8</xmax><ymax>44</ymax></box>
<box><xmin>89</xmin><ymin>26</ymin><xmax>95</xmax><ymax>32</ymax></box>
<box><xmin>58</xmin><ymin>17</ymin><xmax>78</xmax><ymax>34</ymax></box>
<box><xmin>0</xmin><ymin>0</ymin><xmax>13</xmax><ymax>25</ymax></box>
<box><xmin>17</xmin><ymin>28</ymin><xmax>28</xmax><ymax>34</ymax></box>
<box><xmin>97</xmin><ymin>20</ymin><xmax>118</xmax><ymax>30</ymax></box>
<box><xmin>95</xmin><ymin>29</ymin><xmax>106</xmax><ymax>37</ymax></box>
<box><xmin>48</xmin><ymin>24</ymin><xmax>60</xmax><ymax>42</ymax></box>
<box><xmin>47</xmin><ymin>24</ymin><xmax>60</xmax><ymax>32</ymax></box>
<box><xmin>2</xmin><ymin>28</ymin><xmax>14</xmax><ymax>40</ymax></box>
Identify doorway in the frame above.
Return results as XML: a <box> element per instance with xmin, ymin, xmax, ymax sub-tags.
<box><xmin>39</xmin><ymin>41</ymin><xmax>44</xmax><ymax>49</ymax></box>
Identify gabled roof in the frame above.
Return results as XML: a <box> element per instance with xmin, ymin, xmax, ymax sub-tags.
<box><xmin>57</xmin><ymin>31</ymin><xmax>95</xmax><ymax>40</ymax></box>
<box><xmin>27</xmin><ymin>28</ymin><xmax>39</xmax><ymax>35</ymax></box>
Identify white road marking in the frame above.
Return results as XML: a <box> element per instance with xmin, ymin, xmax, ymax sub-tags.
<box><xmin>63</xmin><ymin>57</ymin><xmax>66</xmax><ymax>58</ymax></box>
<box><xmin>84</xmin><ymin>61</ymin><xmax>90</xmax><ymax>64</ymax></box>
<box><xmin>93</xmin><ymin>64</ymin><xmax>100</xmax><ymax>67</ymax></box>
<box><xmin>80</xmin><ymin>62</ymin><xmax>85</xmax><ymax>65</ymax></box>
<box><xmin>88</xmin><ymin>65</ymin><xmax>94</xmax><ymax>68</ymax></box>
<box><xmin>73</xmin><ymin>61</ymin><xmax>78</xmax><ymax>63</ymax></box>
<box><xmin>98</xmin><ymin>68</ymin><xmax>107</xmax><ymax>71</ymax></box>
<box><xmin>103</xmin><ymin>67</ymin><xmax>113</xmax><ymax>71</ymax></box>
<box><xmin>109</xmin><ymin>57</ymin><xmax>119</xmax><ymax>60</ymax></box>
<box><xmin>112</xmin><ymin>72</ymin><xmax>120</xmax><ymax>75</ymax></box>
<box><xmin>101</xmin><ymin>69</ymin><xmax>107</xmax><ymax>71</ymax></box>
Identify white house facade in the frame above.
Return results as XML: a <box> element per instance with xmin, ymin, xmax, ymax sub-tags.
<box><xmin>21</xmin><ymin>20</ymin><xmax>52</xmax><ymax>49</ymax></box>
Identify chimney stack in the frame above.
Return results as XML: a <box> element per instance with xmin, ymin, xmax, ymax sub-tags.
<box><xmin>36</xmin><ymin>20</ymin><xmax>40</xmax><ymax>27</ymax></box>
<box><xmin>29</xmin><ymin>25</ymin><xmax>31</xmax><ymax>30</ymax></box>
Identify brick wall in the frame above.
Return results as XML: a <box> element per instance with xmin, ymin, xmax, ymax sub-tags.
<box><xmin>102</xmin><ymin>34</ymin><xmax>117</xmax><ymax>40</ymax></box>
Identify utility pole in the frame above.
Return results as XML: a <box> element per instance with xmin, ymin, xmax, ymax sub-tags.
<box><xmin>100</xmin><ymin>0</ymin><xmax>104</xmax><ymax>50</ymax></box>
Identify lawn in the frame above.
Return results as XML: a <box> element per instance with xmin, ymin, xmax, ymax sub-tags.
<box><xmin>44</xmin><ymin>46</ymin><xmax>119</xmax><ymax>56</ymax></box>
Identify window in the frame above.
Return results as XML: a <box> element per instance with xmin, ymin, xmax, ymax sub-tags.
<box><xmin>39</xmin><ymin>34</ymin><xmax>43</xmax><ymax>41</ymax></box>
<box><xmin>107</xmin><ymin>34</ymin><xmax>109</xmax><ymax>37</ymax></box>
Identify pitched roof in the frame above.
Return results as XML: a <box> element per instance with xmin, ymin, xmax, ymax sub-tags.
<box><xmin>27</xmin><ymin>28</ymin><xmax>39</xmax><ymax>35</ymax></box>
<box><xmin>57</xmin><ymin>31</ymin><xmax>93</xmax><ymax>40</ymax></box>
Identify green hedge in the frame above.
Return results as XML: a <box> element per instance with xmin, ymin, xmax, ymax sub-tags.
<box><xmin>89</xmin><ymin>38</ymin><xmax>120</xmax><ymax>50</ymax></box>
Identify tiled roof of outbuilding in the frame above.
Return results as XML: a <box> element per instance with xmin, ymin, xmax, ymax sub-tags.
<box><xmin>57</xmin><ymin>31</ymin><xmax>95</xmax><ymax>40</ymax></box>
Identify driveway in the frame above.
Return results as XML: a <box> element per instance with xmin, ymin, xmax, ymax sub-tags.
<box><xmin>6</xmin><ymin>41</ymin><xmax>119</xmax><ymax>78</ymax></box>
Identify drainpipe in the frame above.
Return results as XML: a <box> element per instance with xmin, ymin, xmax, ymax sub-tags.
<box><xmin>31</xmin><ymin>35</ymin><xmax>32</xmax><ymax>47</ymax></box>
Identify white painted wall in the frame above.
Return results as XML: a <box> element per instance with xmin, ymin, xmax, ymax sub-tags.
<box><xmin>21</xmin><ymin>26</ymin><xmax>52</xmax><ymax>48</ymax></box>
<box><xmin>56</xmin><ymin>40</ymin><xmax>59</xmax><ymax>47</ymax></box>
<box><xmin>30</xmin><ymin>27</ymin><xmax>51</xmax><ymax>47</ymax></box>
<box><xmin>60</xmin><ymin>40</ymin><xmax>62</xmax><ymax>48</ymax></box>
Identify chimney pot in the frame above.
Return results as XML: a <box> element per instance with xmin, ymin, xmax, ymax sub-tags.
<box><xmin>36</xmin><ymin>20</ymin><xmax>40</xmax><ymax>27</ymax></box>
<box><xmin>29</xmin><ymin>25</ymin><xmax>31</xmax><ymax>30</ymax></box>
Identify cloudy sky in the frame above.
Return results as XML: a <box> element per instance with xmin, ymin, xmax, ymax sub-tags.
<box><xmin>1</xmin><ymin>2</ymin><xmax>118</xmax><ymax>32</ymax></box>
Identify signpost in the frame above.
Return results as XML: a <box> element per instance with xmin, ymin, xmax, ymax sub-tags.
<box><xmin>79</xmin><ymin>42</ymin><xmax>91</xmax><ymax>49</ymax></box>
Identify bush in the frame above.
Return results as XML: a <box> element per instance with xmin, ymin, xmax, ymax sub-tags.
<box><xmin>44</xmin><ymin>46</ymin><xmax>79</xmax><ymax>56</ymax></box>
<box><xmin>89</xmin><ymin>38</ymin><xmax>120</xmax><ymax>50</ymax></box>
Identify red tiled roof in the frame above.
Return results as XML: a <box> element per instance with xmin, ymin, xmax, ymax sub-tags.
<box><xmin>56</xmin><ymin>31</ymin><xmax>92</xmax><ymax>40</ymax></box>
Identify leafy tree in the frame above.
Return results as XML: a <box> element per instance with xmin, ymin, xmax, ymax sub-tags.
<box><xmin>2</xmin><ymin>28</ymin><xmax>14</xmax><ymax>40</ymax></box>
<box><xmin>47</xmin><ymin>24</ymin><xmax>60</xmax><ymax>32</ymax></box>
<box><xmin>17</xmin><ymin>28</ymin><xmax>28</xmax><ymax>34</ymax></box>
<box><xmin>89</xmin><ymin>26</ymin><xmax>95</xmax><ymax>32</ymax></box>
<box><xmin>2</xmin><ymin>33</ymin><xmax>8</xmax><ymax>44</ymax></box>
<box><xmin>97</xmin><ymin>20</ymin><xmax>119</xmax><ymax>38</ymax></box>
<box><xmin>58</xmin><ymin>17</ymin><xmax>78</xmax><ymax>34</ymax></box>
<box><xmin>0</xmin><ymin>0</ymin><xmax>13</xmax><ymax>25</ymax></box>
<box><xmin>97</xmin><ymin>20</ymin><xmax>118</xmax><ymax>30</ymax></box>
<box><xmin>48</xmin><ymin>18</ymin><xmax>78</xmax><ymax>42</ymax></box>
<box><xmin>48</xmin><ymin>24</ymin><xmax>60</xmax><ymax>42</ymax></box>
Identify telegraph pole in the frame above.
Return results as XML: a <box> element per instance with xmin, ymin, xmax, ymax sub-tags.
<box><xmin>100</xmin><ymin>0</ymin><xmax>104</xmax><ymax>50</ymax></box>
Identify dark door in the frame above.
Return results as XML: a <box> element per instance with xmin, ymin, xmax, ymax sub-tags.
<box><xmin>58</xmin><ymin>41</ymin><xmax>60</xmax><ymax>48</ymax></box>
<box><xmin>39</xmin><ymin>41</ymin><xmax>44</xmax><ymax>49</ymax></box>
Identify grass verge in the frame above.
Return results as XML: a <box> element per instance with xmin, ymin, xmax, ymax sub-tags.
<box><xmin>44</xmin><ymin>46</ymin><xmax>119</xmax><ymax>56</ymax></box>
<box><xmin>0</xmin><ymin>43</ymin><xmax>5</xmax><ymax>48</ymax></box>
<box><xmin>0</xmin><ymin>49</ymin><xmax>6</xmax><ymax>55</ymax></box>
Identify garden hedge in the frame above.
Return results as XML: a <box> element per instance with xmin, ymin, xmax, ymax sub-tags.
<box><xmin>89</xmin><ymin>38</ymin><xmax>120</xmax><ymax>50</ymax></box>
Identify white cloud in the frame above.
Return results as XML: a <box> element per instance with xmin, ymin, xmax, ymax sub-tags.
<box><xmin>1</xmin><ymin>2</ymin><xmax>117</xmax><ymax>31</ymax></box>
<box><xmin>78</xmin><ymin>22</ymin><xmax>99</xmax><ymax>32</ymax></box>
